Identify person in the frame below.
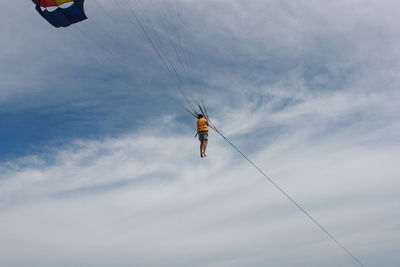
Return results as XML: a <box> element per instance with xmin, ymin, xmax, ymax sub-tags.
<box><xmin>196</xmin><ymin>114</ymin><xmax>209</xmax><ymax>158</ymax></box>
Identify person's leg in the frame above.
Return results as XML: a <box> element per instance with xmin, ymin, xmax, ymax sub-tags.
<box><xmin>200</xmin><ymin>140</ymin><xmax>204</xmax><ymax>157</ymax></box>
<box><xmin>203</xmin><ymin>139</ymin><xmax>208</xmax><ymax>156</ymax></box>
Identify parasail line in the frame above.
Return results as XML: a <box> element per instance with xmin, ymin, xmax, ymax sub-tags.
<box><xmin>210</xmin><ymin>126</ymin><xmax>365</xmax><ymax>267</ymax></box>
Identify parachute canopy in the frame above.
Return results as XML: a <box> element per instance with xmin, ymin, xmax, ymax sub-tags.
<box><xmin>33</xmin><ymin>0</ymin><xmax>87</xmax><ymax>28</ymax></box>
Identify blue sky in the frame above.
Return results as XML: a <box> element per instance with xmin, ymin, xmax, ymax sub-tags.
<box><xmin>1</xmin><ymin>0</ymin><xmax>400</xmax><ymax>266</ymax></box>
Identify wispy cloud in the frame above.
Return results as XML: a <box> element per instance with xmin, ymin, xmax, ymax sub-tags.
<box><xmin>0</xmin><ymin>0</ymin><xmax>399</xmax><ymax>266</ymax></box>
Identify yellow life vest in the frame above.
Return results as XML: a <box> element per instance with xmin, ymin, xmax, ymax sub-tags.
<box><xmin>197</xmin><ymin>118</ymin><xmax>208</xmax><ymax>132</ymax></box>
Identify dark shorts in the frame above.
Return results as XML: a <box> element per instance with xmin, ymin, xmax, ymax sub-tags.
<box><xmin>198</xmin><ymin>131</ymin><xmax>208</xmax><ymax>141</ymax></box>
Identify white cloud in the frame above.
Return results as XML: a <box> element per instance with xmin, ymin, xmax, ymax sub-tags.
<box><xmin>1</xmin><ymin>0</ymin><xmax>400</xmax><ymax>266</ymax></box>
<box><xmin>0</xmin><ymin>104</ymin><xmax>399</xmax><ymax>267</ymax></box>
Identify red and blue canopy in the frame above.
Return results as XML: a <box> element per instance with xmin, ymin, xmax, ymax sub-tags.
<box><xmin>33</xmin><ymin>0</ymin><xmax>87</xmax><ymax>28</ymax></box>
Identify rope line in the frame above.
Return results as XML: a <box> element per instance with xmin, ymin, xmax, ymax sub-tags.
<box><xmin>211</xmin><ymin>127</ymin><xmax>365</xmax><ymax>267</ymax></box>
<box><xmin>125</xmin><ymin>0</ymin><xmax>199</xmax><ymax>114</ymax></box>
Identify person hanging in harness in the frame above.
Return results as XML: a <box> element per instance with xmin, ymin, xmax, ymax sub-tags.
<box><xmin>196</xmin><ymin>114</ymin><xmax>209</xmax><ymax>158</ymax></box>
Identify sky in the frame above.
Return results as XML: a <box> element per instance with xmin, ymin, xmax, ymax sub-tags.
<box><xmin>0</xmin><ymin>0</ymin><xmax>399</xmax><ymax>266</ymax></box>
